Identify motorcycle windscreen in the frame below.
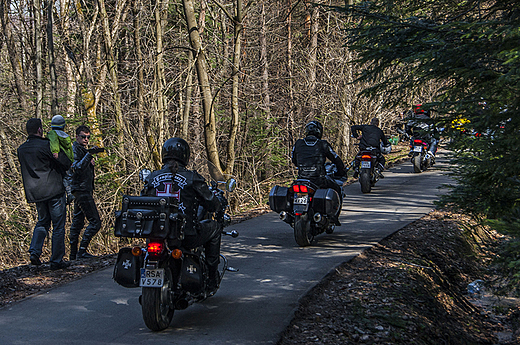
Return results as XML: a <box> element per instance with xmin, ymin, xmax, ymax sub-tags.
<box><xmin>312</xmin><ymin>188</ymin><xmax>340</xmax><ymax>216</ymax></box>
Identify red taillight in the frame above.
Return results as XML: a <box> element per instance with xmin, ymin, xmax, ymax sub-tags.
<box><xmin>147</xmin><ymin>242</ymin><xmax>164</xmax><ymax>255</ymax></box>
<box><xmin>361</xmin><ymin>154</ymin><xmax>372</xmax><ymax>160</ymax></box>
<box><xmin>292</xmin><ymin>185</ymin><xmax>308</xmax><ymax>193</ymax></box>
<box><xmin>292</xmin><ymin>184</ymin><xmax>314</xmax><ymax>194</ymax></box>
<box><xmin>413</xmin><ymin>139</ymin><xmax>423</xmax><ymax>145</ymax></box>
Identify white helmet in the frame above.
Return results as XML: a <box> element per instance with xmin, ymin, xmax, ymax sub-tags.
<box><xmin>381</xmin><ymin>143</ymin><xmax>392</xmax><ymax>154</ymax></box>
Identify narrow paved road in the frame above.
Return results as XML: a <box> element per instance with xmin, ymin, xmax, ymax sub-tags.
<box><xmin>0</xmin><ymin>152</ymin><xmax>452</xmax><ymax>345</ymax></box>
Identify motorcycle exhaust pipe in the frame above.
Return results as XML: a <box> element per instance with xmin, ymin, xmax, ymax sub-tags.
<box><xmin>175</xmin><ymin>299</ymin><xmax>189</xmax><ymax>310</ymax></box>
<box><xmin>280</xmin><ymin>211</ymin><xmax>294</xmax><ymax>224</ymax></box>
<box><xmin>313</xmin><ymin>213</ymin><xmax>322</xmax><ymax>223</ymax></box>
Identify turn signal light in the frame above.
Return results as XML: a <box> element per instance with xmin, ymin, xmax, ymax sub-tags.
<box><xmin>171</xmin><ymin>249</ymin><xmax>183</xmax><ymax>259</ymax></box>
<box><xmin>147</xmin><ymin>242</ymin><xmax>164</xmax><ymax>255</ymax></box>
<box><xmin>131</xmin><ymin>246</ymin><xmax>142</xmax><ymax>256</ymax></box>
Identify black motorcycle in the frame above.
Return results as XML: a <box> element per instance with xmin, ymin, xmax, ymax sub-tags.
<box><xmin>113</xmin><ymin>160</ymin><xmax>238</xmax><ymax>331</ymax></box>
<box><xmin>355</xmin><ymin>147</ymin><xmax>380</xmax><ymax>194</ymax></box>
<box><xmin>410</xmin><ymin>137</ymin><xmax>433</xmax><ymax>173</ymax></box>
<box><xmin>268</xmin><ymin>163</ymin><xmax>346</xmax><ymax>247</ymax></box>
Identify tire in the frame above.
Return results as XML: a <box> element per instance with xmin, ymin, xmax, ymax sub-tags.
<box><xmin>294</xmin><ymin>215</ymin><xmax>313</xmax><ymax>247</ymax></box>
<box><xmin>412</xmin><ymin>155</ymin><xmax>422</xmax><ymax>173</ymax></box>
<box><xmin>359</xmin><ymin>170</ymin><xmax>372</xmax><ymax>193</ymax></box>
<box><xmin>142</xmin><ymin>267</ymin><xmax>174</xmax><ymax>331</ymax></box>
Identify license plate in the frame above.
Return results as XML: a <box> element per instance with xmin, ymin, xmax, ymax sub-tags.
<box><xmin>361</xmin><ymin>161</ymin><xmax>371</xmax><ymax>169</ymax></box>
<box><xmin>140</xmin><ymin>268</ymin><xmax>164</xmax><ymax>287</ymax></box>
<box><xmin>294</xmin><ymin>193</ymin><xmax>308</xmax><ymax>205</ymax></box>
<box><xmin>414</xmin><ymin>146</ymin><xmax>423</xmax><ymax>153</ymax></box>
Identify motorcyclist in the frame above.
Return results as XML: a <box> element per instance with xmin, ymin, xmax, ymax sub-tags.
<box><xmin>351</xmin><ymin>117</ymin><xmax>391</xmax><ymax>178</ymax></box>
<box><xmin>291</xmin><ymin>120</ymin><xmax>347</xmax><ymax>226</ymax></box>
<box><xmin>141</xmin><ymin>137</ymin><xmax>223</xmax><ymax>292</ymax></box>
<box><xmin>405</xmin><ymin>104</ymin><xmax>439</xmax><ymax>160</ymax></box>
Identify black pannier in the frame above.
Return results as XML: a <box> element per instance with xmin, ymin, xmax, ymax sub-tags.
<box><xmin>312</xmin><ymin>188</ymin><xmax>340</xmax><ymax>216</ymax></box>
<box><xmin>268</xmin><ymin>186</ymin><xmax>291</xmax><ymax>213</ymax></box>
<box><xmin>113</xmin><ymin>247</ymin><xmax>142</xmax><ymax>288</ymax></box>
<box><xmin>114</xmin><ymin>196</ymin><xmax>184</xmax><ymax>240</ymax></box>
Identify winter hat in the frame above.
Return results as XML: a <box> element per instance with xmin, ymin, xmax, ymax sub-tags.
<box><xmin>51</xmin><ymin>115</ymin><xmax>66</xmax><ymax>128</ymax></box>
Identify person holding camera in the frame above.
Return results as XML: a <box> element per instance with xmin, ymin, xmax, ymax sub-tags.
<box><xmin>69</xmin><ymin>125</ymin><xmax>104</xmax><ymax>260</ymax></box>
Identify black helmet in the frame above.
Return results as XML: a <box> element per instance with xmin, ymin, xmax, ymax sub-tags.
<box><xmin>162</xmin><ymin>137</ymin><xmax>190</xmax><ymax>165</ymax></box>
<box><xmin>304</xmin><ymin>120</ymin><xmax>323</xmax><ymax>139</ymax></box>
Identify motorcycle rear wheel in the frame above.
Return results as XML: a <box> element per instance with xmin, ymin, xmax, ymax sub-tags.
<box><xmin>359</xmin><ymin>170</ymin><xmax>372</xmax><ymax>193</ymax></box>
<box><xmin>142</xmin><ymin>267</ymin><xmax>174</xmax><ymax>331</ymax></box>
<box><xmin>412</xmin><ymin>155</ymin><xmax>422</xmax><ymax>173</ymax></box>
<box><xmin>294</xmin><ymin>215</ymin><xmax>313</xmax><ymax>247</ymax></box>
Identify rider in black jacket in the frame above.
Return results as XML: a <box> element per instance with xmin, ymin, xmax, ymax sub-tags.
<box><xmin>142</xmin><ymin>137</ymin><xmax>223</xmax><ymax>291</ymax></box>
<box><xmin>351</xmin><ymin>118</ymin><xmax>391</xmax><ymax>178</ymax></box>
<box><xmin>292</xmin><ymin>120</ymin><xmax>347</xmax><ymax>225</ymax></box>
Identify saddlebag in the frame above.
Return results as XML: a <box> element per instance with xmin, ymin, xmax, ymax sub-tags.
<box><xmin>180</xmin><ymin>253</ymin><xmax>204</xmax><ymax>293</ymax></box>
<box><xmin>114</xmin><ymin>196</ymin><xmax>184</xmax><ymax>240</ymax></box>
<box><xmin>268</xmin><ymin>186</ymin><xmax>291</xmax><ymax>213</ymax></box>
<box><xmin>113</xmin><ymin>247</ymin><xmax>142</xmax><ymax>288</ymax></box>
<box><xmin>312</xmin><ymin>188</ymin><xmax>340</xmax><ymax>216</ymax></box>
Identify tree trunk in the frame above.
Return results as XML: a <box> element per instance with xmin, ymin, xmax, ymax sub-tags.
<box><xmin>182</xmin><ymin>0</ymin><xmax>222</xmax><ymax>173</ymax></box>
<box><xmin>34</xmin><ymin>0</ymin><xmax>43</xmax><ymax>118</ymax></box>
<box><xmin>181</xmin><ymin>50</ymin><xmax>194</xmax><ymax>140</ymax></box>
<box><xmin>98</xmin><ymin>0</ymin><xmax>126</xmax><ymax>170</ymax></box>
<box><xmin>224</xmin><ymin>0</ymin><xmax>243</xmax><ymax>176</ymax></box>
<box><xmin>308</xmin><ymin>6</ymin><xmax>318</xmax><ymax>118</ymax></box>
<box><xmin>46</xmin><ymin>0</ymin><xmax>58</xmax><ymax>116</ymax></box>
<box><xmin>1</xmin><ymin>0</ymin><xmax>28</xmax><ymax>112</ymax></box>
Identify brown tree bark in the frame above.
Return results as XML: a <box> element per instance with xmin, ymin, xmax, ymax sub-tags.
<box><xmin>182</xmin><ymin>0</ymin><xmax>222</xmax><ymax>173</ymax></box>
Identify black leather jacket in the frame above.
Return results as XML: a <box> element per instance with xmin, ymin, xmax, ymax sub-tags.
<box><xmin>142</xmin><ymin>163</ymin><xmax>221</xmax><ymax>237</ymax></box>
<box><xmin>17</xmin><ymin>135</ymin><xmax>69</xmax><ymax>203</ymax></box>
<box><xmin>291</xmin><ymin>136</ymin><xmax>346</xmax><ymax>180</ymax></box>
<box><xmin>71</xmin><ymin>141</ymin><xmax>95</xmax><ymax>193</ymax></box>
<box><xmin>351</xmin><ymin>124</ymin><xmax>390</xmax><ymax>152</ymax></box>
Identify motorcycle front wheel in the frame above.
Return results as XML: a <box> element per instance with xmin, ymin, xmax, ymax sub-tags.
<box><xmin>142</xmin><ymin>267</ymin><xmax>174</xmax><ymax>331</ymax></box>
<box><xmin>294</xmin><ymin>215</ymin><xmax>313</xmax><ymax>247</ymax></box>
<box><xmin>359</xmin><ymin>169</ymin><xmax>372</xmax><ymax>193</ymax></box>
<box><xmin>412</xmin><ymin>155</ymin><xmax>422</xmax><ymax>173</ymax></box>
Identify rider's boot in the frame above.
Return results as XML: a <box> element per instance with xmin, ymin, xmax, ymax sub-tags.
<box><xmin>208</xmin><ymin>265</ymin><xmax>220</xmax><ymax>295</ymax></box>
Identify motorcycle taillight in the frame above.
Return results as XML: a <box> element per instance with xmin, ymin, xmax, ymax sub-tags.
<box><xmin>361</xmin><ymin>154</ymin><xmax>372</xmax><ymax>160</ymax></box>
<box><xmin>413</xmin><ymin>139</ymin><xmax>423</xmax><ymax>145</ymax></box>
<box><xmin>293</xmin><ymin>185</ymin><xmax>311</xmax><ymax>193</ymax></box>
<box><xmin>147</xmin><ymin>242</ymin><xmax>165</xmax><ymax>256</ymax></box>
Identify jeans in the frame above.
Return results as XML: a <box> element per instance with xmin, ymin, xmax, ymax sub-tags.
<box><xmin>69</xmin><ymin>191</ymin><xmax>101</xmax><ymax>250</ymax></box>
<box><xmin>30</xmin><ymin>193</ymin><xmax>66</xmax><ymax>264</ymax></box>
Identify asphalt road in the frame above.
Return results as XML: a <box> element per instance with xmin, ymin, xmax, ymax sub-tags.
<box><xmin>0</xmin><ymin>152</ymin><xmax>453</xmax><ymax>345</ymax></box>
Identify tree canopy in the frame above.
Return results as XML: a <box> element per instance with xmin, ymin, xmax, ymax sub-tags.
<box><xmin>339</xmin><ymin>0</ymin><xmax>520</xmax><ymax>289</ymax></box>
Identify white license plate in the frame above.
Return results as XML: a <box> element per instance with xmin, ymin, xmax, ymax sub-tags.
<box><xmin>140</xmin><ymin>268</ymin><xmax>164</xmax><ymax>287</ymax></box>
<box><xmin>294</xmin><ymin>193</ymin><xmax>308</xmax><ymax>205</ymax></box>
<box><xmin>413</xmin><ymin>146</ymin><xmax>423</xmax><ymax>153</ymax></box>
<box><xmin>361</xmin><ymin>161</ymin><xmax>371</xmax><ymax>169</ymax></box>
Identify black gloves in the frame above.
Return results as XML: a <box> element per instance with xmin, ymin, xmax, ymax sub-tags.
<box><xmin>88</xmin><ymin>147</ymin><xmax>105</xmax><ymax>154</ymax></box>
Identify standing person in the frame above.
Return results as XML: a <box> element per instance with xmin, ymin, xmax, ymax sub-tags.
<box><xmin>69</xmin><ymin>125</ymin><xmax>103</xmax><ymax>260</ymax></box>
<box><xmin>17</xmin><ymin>118</ymin><xmax>70</xmax><ymax>270</ymax></box>
<box><xmin>47</xmin><ymin>115</ymin><xmax>74</xmax><ymax>204</ymax></box>
<box><xmin>291</xmin><ymin>120</ymin><xmax>347</xmax><ymax>226</ymax></box>
<box><xmin>351</xmin><ymin>117</ymin><xmax>391</xmax><ymax>178</ymax></box>
<box><xmin>141</xmin><ymin>137</ymin><xmax>223</xmax><ymax>293</ymax></box>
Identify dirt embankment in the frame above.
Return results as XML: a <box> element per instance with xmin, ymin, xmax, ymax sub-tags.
<box><xmin>278</xmin><ymin>210</ymin><xmax>520</xmax><ymax>345</ymax></box>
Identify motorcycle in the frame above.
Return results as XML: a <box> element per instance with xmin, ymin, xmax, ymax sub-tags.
<box><xmin>112</xmin><ymin>160</ymin><xmax>238</xmax><ymax>331</ymax></box>
<box><xmin>355</xmin><ymin>146</ymin><xmax>380</xmax><ymax>194</ymax></box>
<box><xmin>268</xmin><ymin>163</ymin><xmax>346</xmax><ymax>247</ymax></box>
<box><xmin>410</xmin><ymin>137</ymin><xmax>433</xmax><ymax>173</ymax></box>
